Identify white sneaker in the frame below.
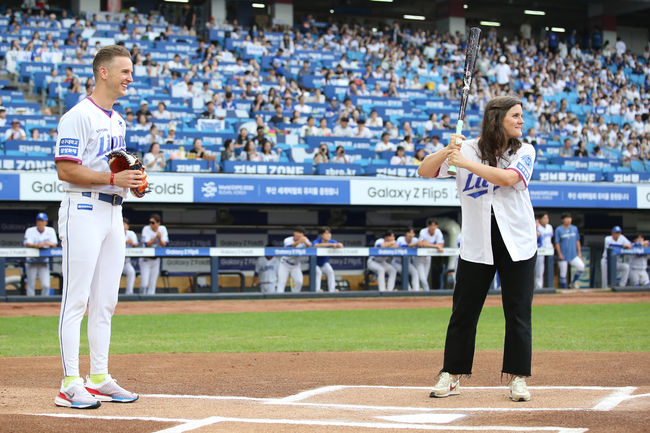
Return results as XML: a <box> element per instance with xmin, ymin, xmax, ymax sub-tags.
<box><xmin>571</xmin><ymin>281</ymin><xmax>581</xmax><ymax>289</ymax></box>
<box><xmin>55</xmin><ymin>378</ymin><xmax>101</xmax><ymax>409</ymax></box>
<box><xmin>429</xmin><ymin>372</ymin><xmax>460</xmax><ymax>398</ymax></box>
<box><xmin>509</xmin><ymin>376</ymin><xmax>531</xmax><ymax>402</ymax></box>
<box><xmin>85</xmin><ymin>374</ymin><xmax>139</xmax><ymax>403</ymax></box>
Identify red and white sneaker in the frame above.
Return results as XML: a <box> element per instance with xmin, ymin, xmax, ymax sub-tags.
<box><xmin>55</xmin><ymin>378</ymin><xmax>101</xmax><ymax>409</ymax></box>
<box><xmin>429</xmin><ymin>372</ymin><xmax>460</xmax><ymax>398</ymax></box>
<box><xmin>85</xmin><ymin>374</ymin><xmax>139</xmax><ymax>403</ymax></box>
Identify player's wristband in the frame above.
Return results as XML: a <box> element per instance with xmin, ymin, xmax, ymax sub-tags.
<box><xmin>110</xmin><ymin>172</ymin><xmax>115</xmax><ymax>186</ymax></box>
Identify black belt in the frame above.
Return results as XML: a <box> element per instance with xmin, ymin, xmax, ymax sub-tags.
<box><xmin>82</xmin><ymin>192</ymin><xmax>123</xmax><ymax>206</ymax></box>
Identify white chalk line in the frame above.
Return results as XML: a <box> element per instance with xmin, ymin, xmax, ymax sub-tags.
<box><xmin>30</xmin><ymin>413</ymin><xmax>189</xmax><ymax>423</ymax></box>
<box><xmin>591</xmin><ymin>386</ymin><xmax>637</xmax><ymax>410</ymax></box>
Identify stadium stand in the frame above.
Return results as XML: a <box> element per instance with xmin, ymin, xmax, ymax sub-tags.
<box><xmin>0</xmin><ymin>8</ymin><xmax>648</xmax><ymax>179</ymax></box>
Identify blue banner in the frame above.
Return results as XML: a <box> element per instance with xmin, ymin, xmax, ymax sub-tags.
<box><xmin>315</xmin><ymin>163</ymin><xmax>364</xmax><ymax>176</ymax></box>
<box><xmin>365</xmin><ymin>166</ymin><xmax>419</xmax><ymax>178</ymax></box>
<box><xmin>534</xmin><ymin>170</ymin><xmax>603</xmax><ymax>182</ymax></box>
<box><xmin>193</xmin><ymin>176</ymin><xmax>349</xmax><ymax>204</ymax></box>
<box><xmin>222</xmin><ymin>161</ymin><xmax>314</xmax><ymax>175</ymax></box>
<box><xmin>529</xmin><ymin>183</ymin><xmax>637</xmax><ymax>208</ymax></box>
<box><xmin>0</xmin><ymin>156</ymin><xmax>55</xmax><ymax>171</ymax></box>
<box><xmin>0</xmin><ymin>173</ymin><xmax>20</xmax><ymax>200</ymax></box>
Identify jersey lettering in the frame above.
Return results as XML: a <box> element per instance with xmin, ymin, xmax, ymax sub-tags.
<box><xmin>462</xmin><ymin>173</ymin><xmax>490</xmax><ymax>198</ymax></box>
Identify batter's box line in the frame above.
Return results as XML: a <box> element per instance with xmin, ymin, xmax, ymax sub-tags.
<box><xmin>29</xmin><ymin>413</ymin><xmax>589</xmax><ymax>433</ymax></box>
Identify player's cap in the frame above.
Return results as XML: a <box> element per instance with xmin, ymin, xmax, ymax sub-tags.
<box><xmin>612</xmin><ymin>226</ymin><xmax>622</xmax><ymax>233</ymax></box>
<box><xmin>36</xmin><ymin>212</ymin><xmax>48</xmax><ymax>221</ymax></box>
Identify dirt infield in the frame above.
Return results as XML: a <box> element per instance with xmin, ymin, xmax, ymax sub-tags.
<box><xmin>1</xmin><ymin>291</ymin><xmax>649</xmax><ymax>432</ymax></box>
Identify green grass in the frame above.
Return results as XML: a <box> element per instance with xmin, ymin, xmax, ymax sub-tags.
<box><xmin>0</xmin><ymin>303</ymin><xmax>648</xmax><ymax>357</ymax></box>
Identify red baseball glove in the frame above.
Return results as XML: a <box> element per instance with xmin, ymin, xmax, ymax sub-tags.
<box><xmin>106</xmin><ymin>150</ymin><xmax>149</xmax><ymax>198</ymax></box>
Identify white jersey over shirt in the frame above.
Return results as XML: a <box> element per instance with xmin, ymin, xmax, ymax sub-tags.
<box><xmin>54</xmin><ymin>97</ymin><xmax>128</xmax><ymax>197</ymax></box>
<box><xmin>436</xmin><ymin>138</ymin><xmax>536</xmax><ymax>264</ymax></box>
<box><xmin>601</xmin><ymin>235</ymin><xmax>631</xmax><ymax>259</ymax></box>
<box><xmin>23</xmin><ymin>226</ymin><xmax>58</xmax><ymax>263</ymax></box>
<box><xmin>418</xmin><ymin>227</ymin><xmax>444</xmax><ymax>246</ymax></box>
<box><xmin>538</xmin><ymin>224</ymin><xmax>553</xmax><ymax>249</ymax></box>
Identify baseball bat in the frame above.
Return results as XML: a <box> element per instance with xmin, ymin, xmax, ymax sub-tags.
<box><xmin>447</xmin><ymin>27</ymin><xmax>481</xmax><ymax>175</ymax></box>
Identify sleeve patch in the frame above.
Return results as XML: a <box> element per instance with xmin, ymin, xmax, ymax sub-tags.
<box><xmin>58</xmin><ymin>138</ymin><xmax>80</xmax><ymax>156</ymax></box>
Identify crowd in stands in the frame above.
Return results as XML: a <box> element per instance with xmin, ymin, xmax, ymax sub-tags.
<box><xmin>0</xmin><ymin>6</ymin><xmax>648</xmax><ymax>177</ymax></box>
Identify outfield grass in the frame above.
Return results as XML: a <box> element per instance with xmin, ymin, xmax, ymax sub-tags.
<box><xmin>0</xmin><ymin>303</ymin><xmax>648</xmax><ymax>357</ymax></box>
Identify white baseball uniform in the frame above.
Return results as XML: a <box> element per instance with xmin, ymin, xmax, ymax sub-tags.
<box><xmin>415</xmin><ymin>227</ymin><xmax>444</xmax><ymax>291</ymax></box>
<box><xmin>535</xmin><ymin>223</ymin><xmax>553</xmax><ymax>289</ymax></box>
<box><xmin>600</xmin><ymin>234</ymin><xmax>631</xmax><ymax>287</ymax></box>
<box><xmin>139</xmin><ymin>224</ymin><xmax>169</xmax><ymax>295</ymax></box>
<box><xmin>367</xmin><ymin>238</ymin><xmax>397</xmax><ymax>291</ymax></box>
<box><xmin>254</xmin><ymin>256</ymin><xmax>279</xmax><ymax>293</ymax></box>
<box><xmin>628</xmin><ymin>247</ymin><xmax>649</xmax><ymax>286</ymax></box>
<box><xmin>123</xmin><ymin>230</ymin><xmax>138</xmax><ymax>294</ymax></box>
<box><xmin>276</xmin><ymin>236</ymin><xmax>310</xmax><ymax>293</ymax></box>
<box><xmin>313</xmin><ymin>237</ymin><xmax>339</xmax><ymax>292</ymax></box>
<box><xmin>23</xmin><ymin>226</ymin><xmax>58</xmax><ymax>296</ymax></box>
<box><xmin>394</xmin><ymin>235</ymin><xmax>420</xmax><ymax>291</ymax></box>
<box><xmin>55</xmin><ymin>96</ymin><xmax>129</xmax><ymax>378</ymax></box>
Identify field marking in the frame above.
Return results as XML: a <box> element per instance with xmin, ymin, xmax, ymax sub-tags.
<box><xmin>153</xmin><ymin>416</ymin><xmax>223</xmax><ymax>433</ymax></box>
<box><xmin>591</xmin><ymin>386</ymin><xmax>637</xmax><ymax>411</ymax></box>
<box><xmin>273</xmin><ymin>385</ymin><xmax>346</xmax><ymax>402</ymax></box>
<box><xmin>143</xmin><ymin>393</ymin><xmax>267</xmax><ymax>402</ymax></box>
<box><xmin>30</xmin><ymin>413</ymin><xmax>189</xmax><ymax>423</ymax></box>
<box><xmin>377</xmin><ymin>413</ymin><xmax>466</xmax><ymax>423</ymax></box>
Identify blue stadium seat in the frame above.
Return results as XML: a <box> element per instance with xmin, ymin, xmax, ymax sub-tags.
<box><xmin>630</xmin><ymin>160</ymin><xmax>646</xmax><ymax>172</ymax></box>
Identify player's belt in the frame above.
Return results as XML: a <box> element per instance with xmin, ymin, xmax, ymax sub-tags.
<box><xmin>81</xmin><ymin>191</ymin><xmax>123</xmax><ymax>206</ymax></box>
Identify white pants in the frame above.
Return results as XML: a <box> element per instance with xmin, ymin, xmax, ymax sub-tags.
<box><xmin>276</xmin><ymin>261</ymin><xmax>303</xmax><ymax>292</ymax></box>
<box><xmin>26</xmin><ymin>262</ymin><xmax>51</xmax><ymax>296</ymax></box>
<box><xmin>260</xmin><ymin>282</ymin><xmax>276</xmax><ymax>293</ymax></box>
<box><xmin>557</xmin><ymin>256</ymin><xmax>585</xmax><ymax>282</ymax></box>
<box><xmin>315</xmin><ymin>262</ymin><xmax>336</xmax><ymax>292</ymax></box>
<box><xmin>367</xmin><ymin>259</ymin><xmax>396</xmax><ymax>291</ymax></box>
<box><xmin>413</xmin><ymin>256</ymin><xmax>430</xmax><ymax>291</ymax></box>
<box><xmin>535</xmin><ymin>254</ymin><xmax>545</xmax><ymax>289</ymax></box>
<box><xmin>600</xmin><ymin>258</ymin><xmax>630</xmax><ymax>288</ymax></box>
<box><xmin>629</xmin><ymin>268</ymin><xmax>649</xmax><ymax>286</ymax></box>
<box><xmin>58</xmin><ymin>194</ymin><xmax>124</xmax><ymax>377</ymax></box>
<box><xmin>391</xmin><ymin>260</ymin><xmax>420</xmax><ymax>291</ymax></box>
<box><xmin>139</xmin><ymin>258</ymin><xmax>160</xmax><ymax>295</ymax></box>
<box><xmin>122</xmin><ymin>259</ymin><xmax>136</xmax><ymax>294</ymax></box>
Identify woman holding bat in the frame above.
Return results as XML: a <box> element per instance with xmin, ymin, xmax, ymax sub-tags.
<box><xmin>418</xmin><ymin>96</ymin><xmax>537</xmax><ymax>402</ymax></box>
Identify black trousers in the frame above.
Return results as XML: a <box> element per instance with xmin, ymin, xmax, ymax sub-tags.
<box><xmin>442</xmin><ymin>215</ymin><xmax>536</xmax><ymax>377</ymax></box>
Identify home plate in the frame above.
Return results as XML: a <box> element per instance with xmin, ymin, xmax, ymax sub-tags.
<box><xmin>377</xmin><ymin>413</ymin><xmax>466</xmax><ymax>423</ymax></box>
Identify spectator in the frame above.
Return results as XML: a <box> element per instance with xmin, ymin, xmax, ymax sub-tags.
<box><xmin>220</xmin><ymin>139</ymin><xmax>237</xmax><ymax>164</ymax></box>
<box><xmin>23</xmin><ymin>212</ymin><xmax>58</xmax><ymax>296</ymax></box>
<box><xmin>558</xmin><ymin>138</ymin><xmax>573</xmax><ymax>157</ymax></box>
<box><xmin>253</xmin><ymin>249</ymin><xmax>280</xmax><ymax>293</ymax></box>
<box><xmin>136</xmin><ymin>100</ymin><xmax>152</xmax><ymax>119</ymax></box>
<box><xmin>152</xmin><ymin>102</ymin><xmax>172</xmax><ymax>120</ymax></box>
<box><xmin>201</xmin><ymin>101</ymin><xmax>217</xmax><ymax>119</ymax></box>
<box><xmin>375</xmin><ymin>132</ymin><xmax>396</xmax><ymax>154</ymax></box>
<box><xmin>399</xmin><ymin>134</ymin><xmax>415</xmax><ymax>152</ymax></box>
<box><xmin>354</xmin><ymin>118</ymin><xmax>373</xmax><ymax>138</ymax></box>
<box><xmin>276</xmin><ymin>226</ymin><xmax>311</xmax><ymax>293</ymax></box>
<box><xmin>139</xmin><ymin>214</ymin><xmax>169</xmax><ymax>295</ymax></box>
<box><xmin>554</xmin><ymin>212</ymin><xmax>585</xmax><ymax>289</ymax></box>
<box><xmin>332</xmin><ymin>117</ymin><xmax>354</xmax><ymax>137</ymax></box>
<box><xmin>0</xmin><ymin>108</ymin><xmax>6</xmax><ymax>127</ymax></box>
<box><xmin>148</xmin><ymin>124</ymin><xmax>163</xmax><ymax>144</ymax></box>
<box><xmin>269</xmin><ymin>104</ymin><xmax>286</xmax><ymax>126</ymax></box>
<box><xmin>367</xmin><ymin>230</ymin><xmax>398</xmax><ymax>292</ymax></box>
<box><xmin>5</xmin><ymin>119</ymin><xmax>27</xmax><ymax>140</ymax></box>
<box><xmin>122</xmin><ymin>218</ymin><xmax>138</xmax><ymax>295</ymax></box>
<box><xmin>143</xmin><ymin>142</ymin><xmax>166</xmax><ymax>171</ymax></box>
<box><xmin>316</xmin><ymin>118</ymin><xmax>332</xmax><ymax>136</ymax></box>
<box><xmin>239</xmin><ymin>140</ymin><xmax>261</xmax><ymax>161</ymax></box>
<box><xmin>628</xmin><ymin>234</ymin><xmax>649</xmax><ymax>286</ymax></box>
<box><xmin>425</xmin><ymin>113</ymin><xmax>440</xmax><ymax>132</ymax></box>
<box><xmin>574</xmin><ymin>141</ymin><xmax>588</xmax><ymax>157</ymax></box>
<box><xmin>163</xmin><ymin>124</ymin><xmax>178</xmax><ymax>144</ymax></box>
<box><xmin>390</xmin><ymin>146</ymin><xmax>410</xmax><ymax>165</ymax></box>
<box><xmin>301</xmin><ymin>116</ymin><xmax>318</xmax><ymax>138</ymax></box>
<box><xmin>133</xmin><ymin>113</ymin><xmax>151</xmax><ymax>131</ymax></box>
<box><xmin>600</xmin><ymin>226</ymin><xmax>632</xmax><ymax>288</ymax></box>
<box><xmin>260</xmin><ymin>139</ymin><xmax>280</xmax><ymax>162</ymax></box>
<box><xmin>234</xmin><ymin>127</ymin><xmax>249</xmax><ymax>150</ymax></box>
<box><xmin>413</xmin><ymin>147</ymin><xmax>428</xmax><ymax>165</ymax></box>
<box><xmin>367</xmin><ymin>109</ymin><xmax>383</xmax><ymax>127</ymax></box>
<box><xmin>384</xmin><ymin>120</ymin><xmax>399</xmax><ymax>139</ymax></box>
<box><xmin>393</xmin><ymin>227</ymin><xmax>421</xmax><ymax>291</ymax></box>
<box><xmin>313</xmin><ymin>144</ymin><xmax>330</xmax><ymax>164</ymax></box>
<box><xmin>313</xmin><ymin>226</ymin><xmax>343</xmax><ymax>292</ymax></box>
<box><xmin>331</xmin><ymin>146</ymin><xmax>349</xmax><ymax>164</ymax></box>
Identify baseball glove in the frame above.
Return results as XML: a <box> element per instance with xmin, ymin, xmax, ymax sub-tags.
<box><xmin>106</xmin><ymin>150</ymin><xmax>149</xmax><ymax>198</ymax></box>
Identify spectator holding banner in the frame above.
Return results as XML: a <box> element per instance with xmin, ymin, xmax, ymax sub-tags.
<box><xmin>312</xmin><ymin>226</ymin><xmax>343</xmax><ymax>292</ymax></box>
<box><xmin>23</xmin><ymin>212</ymin><xmax>58</xmax><ymax>296</ymax></box>
<box><xmin>276</xmin><ymin>227</ymin><xmax>311</xmax><ymax>292</ymax></box>
<box><xmin>554</xmin><ymin>212</ymin><xmax>585</xmax><ymax>289</ymax></box>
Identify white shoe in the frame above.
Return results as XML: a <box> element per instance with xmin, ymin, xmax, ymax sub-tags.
<box><xmin>55</xmin><ymin>378</ymin><xmax>101</xmax><ymax>409</ymax></box>
<box><xmin>509</xmin><ymin>376</ymin><xmax>531</xmax><ymax>402</ymax></box>
<box><xmin>429</xmin><ymin>372</ymin><xmax>460</xmax><ymax>398</ymax></box>
<box><xmin>85</xmin><ymin>374</ymin><xmax>139</xmax><ymax>403</ymax></box>
<box><xmin>570</xmin><ymin>281</ymin><xmax>581</xmax><ymax>289</ymax></box>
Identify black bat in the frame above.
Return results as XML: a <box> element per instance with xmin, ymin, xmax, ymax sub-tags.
<box><xmin>448</xmin><ymin>26</ymin><xmax>481</xmax><ymax>175</ymax></box>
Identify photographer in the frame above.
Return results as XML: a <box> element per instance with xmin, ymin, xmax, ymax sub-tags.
<box><xmin>332</xmin><ymin>145</ymin><xmax>349</xmax><ymax>163</ymax></box>
<box><xmin>314</xmin><ymin>144</ymin><xmax>330</xmax><ymax>164</ymax></box>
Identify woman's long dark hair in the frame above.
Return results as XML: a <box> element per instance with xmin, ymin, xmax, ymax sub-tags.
<box><xmin>478</xmin><ymin>96</ymin><xmax>522</xmax><ymax>167</ymax></box>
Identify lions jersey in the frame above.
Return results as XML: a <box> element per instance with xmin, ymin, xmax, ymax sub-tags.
<box><xmin>538</xmin><ymin>224</ymin><xmax>554</xmax><ymax>249</ymax></box>
<box><xmin>554</xmin><ymin>225</ymin><xmax>580</xmax><ymax>262</ymax></box>
<box><xmin>54</xmin><ymin>97</ymin><xmax>128</xmax><ymax>197</ymax></box>
<box><xmin>436</xmin><ymin>138</ymin><xmax>536</xmax><ymax>264</ymax></box>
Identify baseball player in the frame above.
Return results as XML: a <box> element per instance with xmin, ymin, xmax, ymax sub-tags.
<box><xmin>367</xmin><ymin>230</ymin><xmax>398</xmax><ymax>291</ymax></box>
<box><xmin>23</xmin><ymin>212</ymin><xmax>58</xmax><ymax>296</ymax></box>
<box><xmin>139</xmin><ymin>213</ymin><xmax>169</xmax><ymax>295</ymax></box>
<box><xmin>312</xmin><ymin>226</ymin><xmax>343</xmax><ymax>292</ymax></box>
<box><xmin>554</xmin><ymin>212</ymin><xmax>585</xmax><ymax>289</ymax></box>
<box><xmin>276</xmin><ymin>227</ymin><xmax>311</xmax><ymax>292</ymax></box>
<box><xmin>253</xmin><ymin>249</ymin><xmax>280</xmax><ymax>293</ymax></box>
<box><xmin>534</xmin><ymin>212</ymin><xmax>553</xmax><ymax>289</ymax></box>
<box><xmin>415</xmin><ymin>218</ymin><xmax>444</xmax><ymax>291</ymax></box>
<box><xmin>628</xmin><ymin>234</ymin><xmax>649</xmax><ymax>286</ymax></box>
<box><xmin>54</xmin><ymin>45</ymin><xmax>142</xmax><ymax>409</ymax></box>
<box><xmin>600</xmin><ymin>226</ymin><xmax>631</xmax><ymax>288</ymax></box>
<box><xmin>419</xmin><ymin>96</ymin><xmax>537</xmax><ymax>402</ymax></box>
<box><xmin>394</xmin><ymin>227</ymin><xmax>420</xmax><ymax>291</ymax></box>
<box><xmin>122</xmin><ymin>217</ymin><xmax>138</xmax><ymax>295</ymax></box>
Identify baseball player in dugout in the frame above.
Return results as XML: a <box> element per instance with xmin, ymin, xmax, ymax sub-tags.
<box><xmin>139</xmin><ymin>213</ymin><xmax>169</xmax><ymax>295</ymax></box>
<box><xmin>418</xmin><ymin>96</ymin><xmax>537</xmax><ymax>402</ymax></box>
<box><xmin>23</xmin><ymin>212</ymin><xmax>58</xmax><ymax>296</ymax></box>
<box><xmin>122</xmin><ymin>217</ymin><xmax>139</xmax><ymax>295</ymax></box>
<box><xmin>276</xmin><ymin>226</ymin><xmax>312</xmax><ymax>292</ymax></box>
<box><xmin>54</xmin><ymin>45</ymin><xmax>144</xmax><ymax>409</ymax></box>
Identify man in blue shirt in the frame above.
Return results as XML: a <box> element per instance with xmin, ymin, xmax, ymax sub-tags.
<box><xmin>313</xmin><ymin>226</ymin><xmax>343</xmax><ymax>292</ymax></box>
<box><xmin>554</xmin><ymin>212</ymin><xmax>585</xmax><ymax>288</ymax></box>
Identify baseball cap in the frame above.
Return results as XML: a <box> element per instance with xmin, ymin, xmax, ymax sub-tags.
<box><xmin>612</xmin><ymin>226</ymin><xmax>622</xmax><ymax>233</ymax></box>
<box><xmin>36</xmin><ymin>212</ymin><xmax>48</xmax><ymax>221</ymax></box>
